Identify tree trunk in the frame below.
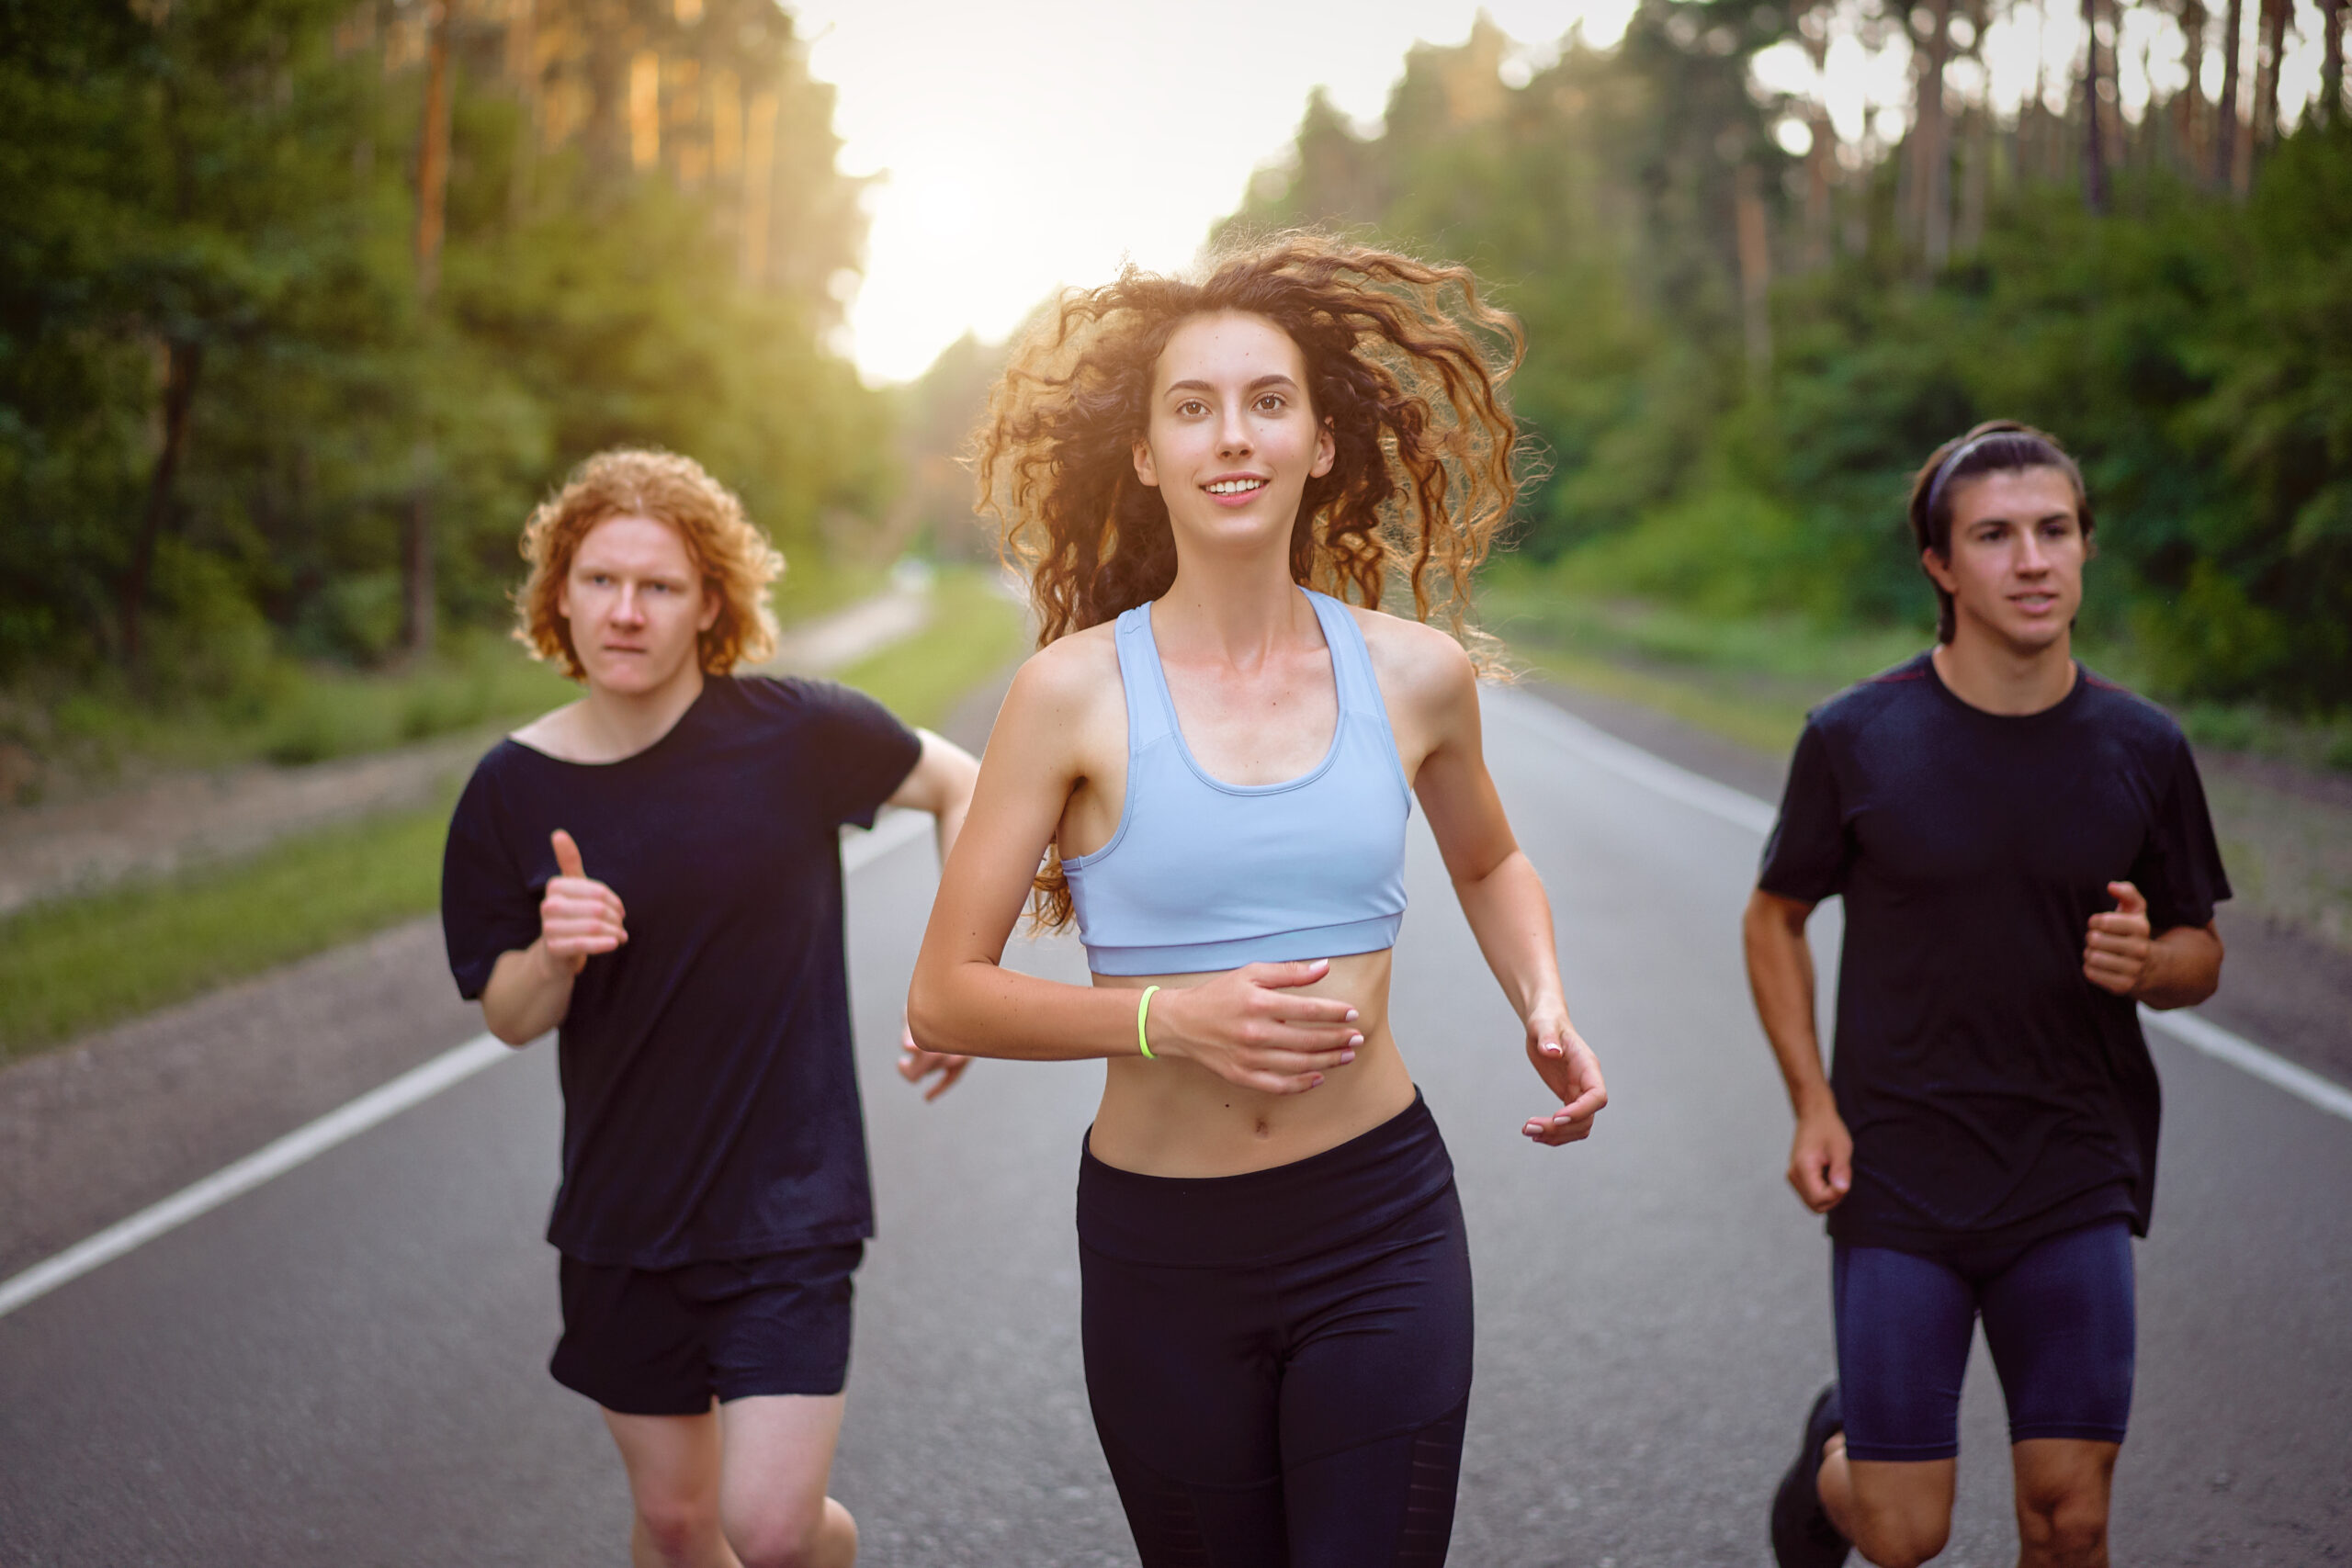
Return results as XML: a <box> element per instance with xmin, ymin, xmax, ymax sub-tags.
<box><xmin>1920</xmin><ymin>0</ymin><xmax>1955</xmax><ymax>265</ymax></box>
<box><xmin>2082</xmin><ymin>0</ymin><xmax>2110</xmax><ymax>212</ymax></box>
<box><xmin>2177</xmin><ymin>0</ymin><xmax>2210</xmax><ymax>169</ymax></box>
<box><xmin>740</xmin><ymin>87</ymin><xmax>779</xmax><ymax>285</ymax></box>
<box><xmin>1803</xmin><ymin>1</ymin><xmax>1835</xmax><ymax>269</ymax></box>
<box><xmin>122</xmin><ymin>339</ymin><xmax>203</xmax><ymax>666</ymax></box>
<box><xmin>413</xmin><ymin>1</ymin><xmax>452</xmax><ymax>299</ymax></box>
<box><xmin>405</xmin><ymin>0</ymin><xmax>452</xmax><ymax>660</ymax></box>
<box><xmin>2326</xmin><ymin>0</ymin><xmax>2346</xmax><ymax>124</ymax></box>
<box><xmin>2216</xmin><ymin>0</ymin><xmax>2245</xmax><ymax>188</ymax></box>
<box><xmin>506</xmin><ymin>0</ymin><xmax>538</xmax><ymax>225</ymax></box>
<box><xmin>2252</xmin><ymin>0</ymin><xmax>2289</xmax><ymax>162</ymax></box>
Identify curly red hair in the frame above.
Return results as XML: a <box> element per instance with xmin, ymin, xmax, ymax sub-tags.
<box><xmin>514</xmin><ymin>448</ymin><xmax>784</xmax><ymax>680</ymax></box>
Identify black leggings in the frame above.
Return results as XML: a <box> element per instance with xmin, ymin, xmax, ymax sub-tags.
<box><xmin>1077</xmin><ymin>1093</ymin><xmax>1474</xmax><ymax>1567</ymax></box>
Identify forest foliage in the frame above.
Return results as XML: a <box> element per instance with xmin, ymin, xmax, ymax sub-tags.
<box><xmin>0</xmin><ymin>0</ymin><xmax>889</xmax><ymax>711</ymax></box>
<box><xmin>1225</xmin><ymin>2</ymin><xmax>2352</xmax><ymax>712</ymax></box>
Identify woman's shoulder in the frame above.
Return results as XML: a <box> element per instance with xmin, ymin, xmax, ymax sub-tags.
<box><xmin>1007</xmin><ymin>621</ymin><xmax>1122</xmax><ymax>707</ymax></box>
<box><xmin>1346</xmin><ymin>604</ymin><xmax>1477</xmax><ymax>708</ymax></box>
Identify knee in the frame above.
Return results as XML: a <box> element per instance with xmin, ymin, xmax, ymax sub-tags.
<box><xmin>1849</xmin><ymin>1514</ymin><xmax>1950</xmax><ymax>1568</ymax></box>
<box><xmin>2018</xmin><ymin>1491</ymin><xmax>2108</xmax><ymax>1567</ymax></box>
<box><xmin>729</xmin><ymin>1498</ymin><xmax>850</xmax><ymax>1568</ymax></box>
<box><xmin>635</xmin><ymin>1494</ymin><xmax>723</xmax><ymax>1566</ymax></box>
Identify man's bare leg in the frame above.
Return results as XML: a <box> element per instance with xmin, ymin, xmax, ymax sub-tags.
<box><xmin>605</xmin><ymin>1405</ymin><xmax>739</xmax><ymax>1568</ymax></box>
<box><xmin>603</xmin><ymin>1395</ymin><xmax>855</xmax><ymax>1568</ymax></box>
<box><xmin>2010</xmin><ymin>1438</ymin><xmax>2118</xmax><ymax>1568</ymax></box>
<box><xmin>718</xmin><ymin>1393</ymin><xmax>857</xmax><ymax>1568</ymax></box>
<box><xmin>1817</xmin><ymin>1432</ymin><xmax>1955</xmax><ymax>1568</ymax></box>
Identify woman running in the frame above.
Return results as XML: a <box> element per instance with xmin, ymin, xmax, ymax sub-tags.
<box><xmin>441</xmin><ymin>448</ymin><xmax>978</xmax><ymax>1568</ymax></box>
<box><xmin>906</xmin><ymin>236</ymin><xmax>1609</xmax><ymax>1565</ymax></box>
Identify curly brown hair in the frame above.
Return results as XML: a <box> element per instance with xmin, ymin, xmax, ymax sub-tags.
<box><xmin>972</xmin><ymin>233</ymin><xmax>1527</xmax><ymax>926</ymax></box>
<box><xmin>975</xmin><ymin>232</ymin><xmax>1526</xmax><ymax>649</ymax></box>
<box><xmin>514</xmin><ymin>448</ymin><xmax>785</xmax><ymax>680</ymax></box>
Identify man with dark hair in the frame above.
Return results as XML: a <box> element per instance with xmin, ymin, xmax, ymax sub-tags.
<box><xmin>1747</xmin><ymin>423</ymin><xmax>2230</xmax><ymax>1568</ymax></box>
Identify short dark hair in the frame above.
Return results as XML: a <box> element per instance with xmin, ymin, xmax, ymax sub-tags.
<box><xmin>1906</xmin><ymin>420</ymin><xmax>2095</xmax><ymax>644</ymax></box>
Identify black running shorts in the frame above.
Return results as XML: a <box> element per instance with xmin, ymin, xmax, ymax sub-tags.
<box><xmin>549</xmin><ymin>1243</ymin><xmax>863</xmax><ymax>1416</ymax></box>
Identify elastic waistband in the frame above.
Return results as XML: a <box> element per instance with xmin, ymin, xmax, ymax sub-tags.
<box><xmin>1077</xmin><ymin>1090</ymin><xmax>1454</xmax><ymax>1268</ymax></box>
<box><xmin>1082</xmin><ymin>914</ymin><xmax>1400</xmax><ymax>976</ymax></box>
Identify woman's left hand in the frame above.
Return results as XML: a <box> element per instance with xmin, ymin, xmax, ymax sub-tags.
<box><xmin>898</xmin><ymin>1021</ymin><xmax>972</xmax><ymax>1101</ymax></box>
<box><xmin>1521</xmin><ymin>1009</ymin><xmax>1607</xmax><ymax>1145</ymax></box>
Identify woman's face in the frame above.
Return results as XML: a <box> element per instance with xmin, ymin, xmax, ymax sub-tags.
<box><xmin>1132</xmin><ymin>310</ymin><xmax>1335</xmax><ymax>556</ymax></box>
<box><xmin>557</xmin><ymin>513</ymin><xmax>720</xmax><ymax>695</ymax></box>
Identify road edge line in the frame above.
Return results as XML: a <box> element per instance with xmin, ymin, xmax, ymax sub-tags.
<box><xmin>1489</xmin><ymin>686</ymin><xmax>1779</xmax><ymax>836</ymax></box>
<box><xmin>0</xmin><ymin>1033</ymin><xmax>513</xmax><ymax>1321</ymax></box>
<box><xmin>1490</xmin><ymin>681</ymin><xmax>2352</xmax><ymax>1129</ymax></box>
<box><xmin>0</xmin><ymin>809</ymin><xmax>936</xmax><ymax>1323</ymax></box>
<box><xmin>2138</xmin><ymin>1006</ymin><xmax>2352</xmax><ymax>1125</ymax></box>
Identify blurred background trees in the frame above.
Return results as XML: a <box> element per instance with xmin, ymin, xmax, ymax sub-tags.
<box><xmin>6</xmin><ymin>0</ymin><xmax>2347</xmax><ymax>745</ymax></box>
<box><xmin>1222</xmin><ymin>1</ymin><xmax>2351</xmax><ymax>712</ymax></box>
<box><xmin>0</xmin><ymin>0</ymin><xmax>888</xmax><ymax>714</ymax></box>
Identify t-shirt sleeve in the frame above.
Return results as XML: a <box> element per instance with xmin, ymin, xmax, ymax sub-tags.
<box><xmin>805</xmin><ymin>681</ymin><xmax>924</xmax><ymax>829</ymax></box>
<box><xmin>1758</xmin><ymin>718</ymin><xmax>1851</xmax><ymax>903</ymax></box>
<box><xmin>2130</xmin><ymin>733</ymin><xmax>2233</xmax><ymax>933</ymax></box>
<box><xmin>440</xmin><ymin>761</ymin><xmax>542</xmax><ymax>1002</ymax></box>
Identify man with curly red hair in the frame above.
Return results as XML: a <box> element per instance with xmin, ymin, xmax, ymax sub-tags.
<box><xmin>441</xmin><ymin>448</ymin><xmax>978</xmax><ymax>1568</ymax></box>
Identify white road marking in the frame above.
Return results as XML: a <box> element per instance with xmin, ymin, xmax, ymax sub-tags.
<box><xmin>2140</xmin><ymin>1006</ymin><xmax>2352</xmax><ymax>1124</ymax></box>
<box><xmin>1488</xmin><ymin>682</ymin><xmax>2352</xmax><ymax>1130</ymax></box>
<box><xmin>1488</xmin><ymin>686</ymin><xmax>1777</xmax><ymax>835</ymax></box>
<box><xmin>0</xmin><ymin>1034</ymin><xmax>514</xmax><ymax>1320</ymax></box>
<box><xmin>0</xmin><ymin>808</ymin><xmax>936</xmax><ymax>1322</ymax></box>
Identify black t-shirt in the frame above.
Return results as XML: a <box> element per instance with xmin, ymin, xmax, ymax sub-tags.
<box><xmin>440</xmin><ymin>675</ymin><xmax>922</xmax><ymax>1268</ymax></box>
<box><xmin>1758</xmin><ymin>653</ymin><xmax>2230</xmax><ymax>1253</ymax></box>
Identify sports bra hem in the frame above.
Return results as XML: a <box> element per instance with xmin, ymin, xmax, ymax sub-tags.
<box><xmin>1083</xmin><ymin>913</ymin><xmax>1402</xmax><ymax>977</ymax></box>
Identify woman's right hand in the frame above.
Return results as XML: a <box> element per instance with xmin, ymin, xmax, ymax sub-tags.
<box><xmin>1149</xmin><ymin>958</ymin><xmax>1363</xmax><ymax>1094</ymax></box>
<box><xmin>538</xmin><ymin>829</ymin><xmax>628</xmax><ymax>976</ymax></box>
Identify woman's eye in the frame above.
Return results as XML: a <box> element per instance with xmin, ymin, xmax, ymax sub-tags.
<box><xmin>1256</xmin><ymin>394</ymin><xmax>1285</xmax><ymax>412</ymax></box>
<box><xmin>1178</xmin><ymin>400</ymin><xmax>1207</xmax><ymax>417</ymax></box>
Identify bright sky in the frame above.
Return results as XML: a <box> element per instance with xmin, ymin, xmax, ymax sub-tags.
<box><xmin>797</xmin><ymin>0</ymin><xmax>2338</xmax><ymax>386</ymax></box>
<box><xmin>791</xmin><ymin>1</ymin><xmax>1637</xmax><ymax>385</ymax></box>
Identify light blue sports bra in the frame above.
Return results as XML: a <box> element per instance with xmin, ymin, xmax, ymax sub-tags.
<box><xmin>1062</xmin><ymin>589</ymin><xmax>1412</xmax><ymax>976</ymax></box>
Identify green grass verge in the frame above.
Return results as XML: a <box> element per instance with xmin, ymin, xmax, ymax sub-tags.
<box><xmin>1480</xmin><ymin>579</ymin><xmax>1927</xmax><ymax>759</ymax></box>
<box><xmin>6</xmin><ymin>562</ymin><xmax>891</xmax><ymax>805</ymax></box>
<box><xmin>0</xmin><ymin>570</ymin><xmax>1025</xmax><ymax>1060</ymax></box>
<box><xmin>0</xmin><ymin>795</ymin><xmax>457</xmax><ymax>1061</ymax></box>
<box><xmin>1482</xmin><ymin>568</ymin><xmax>2352</xmax><ymax>775</ymax></box>
<box><xmin>836</xmin><ymin>570</ymin><xmax>1028</xmax><ymax>731</ymax></box>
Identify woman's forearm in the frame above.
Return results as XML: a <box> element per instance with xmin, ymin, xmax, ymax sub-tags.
<box><xmin>908</xmin><ymin>959</ymin><xmax>1142</xmax><ymax>1062</ymax></box>
<box><xmin>1451</xmin><ymin>849</ymin><xmax>1568</xmax><ymax>1021</ymax></box>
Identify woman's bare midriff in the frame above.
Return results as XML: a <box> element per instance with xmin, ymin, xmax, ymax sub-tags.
<box><xmin>1086</xmin><ymin>948</ymin><xmax>1417</xmax><ymax>1178</ymax></box>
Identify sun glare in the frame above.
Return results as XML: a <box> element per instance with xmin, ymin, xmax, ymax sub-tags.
<box><xmin>791</xmin><ymin>0</ymin><xmax>1634</xmax><ymax>386</ymax></box>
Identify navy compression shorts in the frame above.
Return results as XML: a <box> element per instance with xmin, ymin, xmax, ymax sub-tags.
<box><xmin>1834</xmin><ymin>1219</ymin><xmax>2135</xmax><ymax>1462</ymax></box>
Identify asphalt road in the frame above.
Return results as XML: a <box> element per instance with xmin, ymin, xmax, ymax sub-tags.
<box><xmin>2</xmin><ymin>687</ymin><xmax>2346</xmax><ymax>1566</ymax></box>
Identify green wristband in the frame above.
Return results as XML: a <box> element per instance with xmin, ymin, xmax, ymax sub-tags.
<box><xmin>1136</xmin><ymin>985</ymin><xmax>1160</xmax><ymax>1060</ymax></box>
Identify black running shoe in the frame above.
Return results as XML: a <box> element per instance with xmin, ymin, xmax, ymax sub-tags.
<box><xmin>1770</xmin><ymin>1383</ymin><xmax>1851</xmax><ymax>1568</ymax></box>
